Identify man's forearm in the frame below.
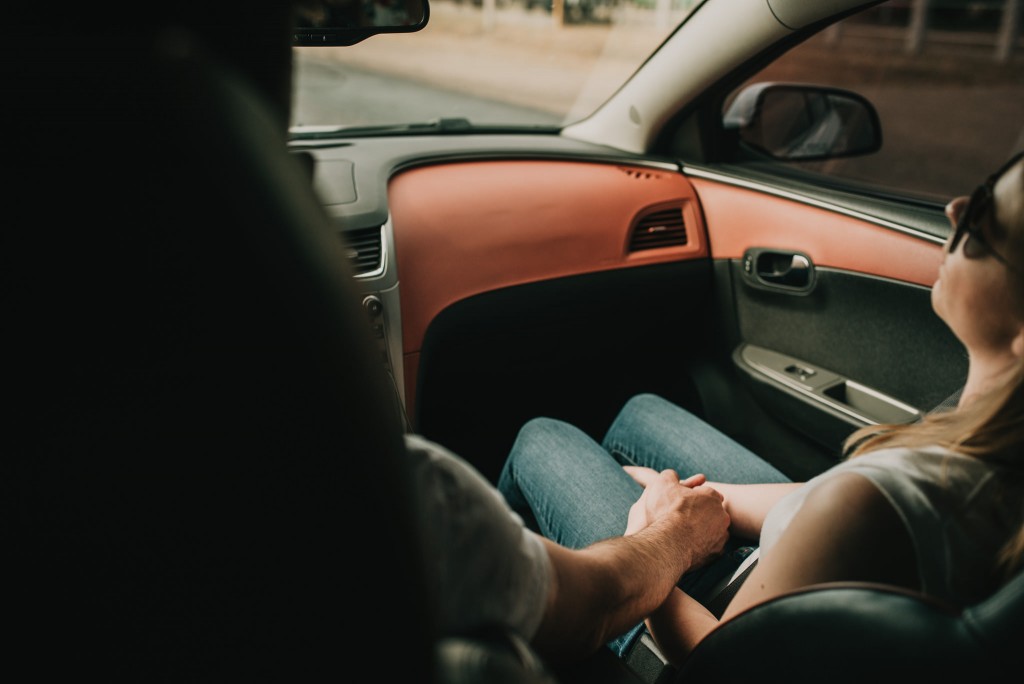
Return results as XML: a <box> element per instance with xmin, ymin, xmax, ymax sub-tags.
<box><xmin>532</xmin><ymin>518</ymin><xmax>697</xmax><ymax>662</ymax></box>
<box><xmin>589</xmin><ymin>512</ymin><xmax>702</xmax><ymax>630</ymax></box>
<box><xmin>532</xmin><ymin>475</ymin><xmax>729</xmax><ymax>663</ymax></box>
<box><xmin>533</xmin><ymin>508</ymin><xmax>722</xmax><ymax>662</ymax></box>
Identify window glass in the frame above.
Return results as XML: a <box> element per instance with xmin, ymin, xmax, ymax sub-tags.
<box><xmin>291</xmin><ymin>1</ymin><xmax>701</xmax><ymax>130</ymax></box>
<box><xmin>727</xmin><ymin>0</ymin><xmax>1023</xmax><ymax>203</ymax></box>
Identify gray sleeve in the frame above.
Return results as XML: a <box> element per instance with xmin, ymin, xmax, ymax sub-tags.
<box><xmin>404</xmin><ymin>434</ymin><xmax>552</xmax><ymax>640</ymax></box>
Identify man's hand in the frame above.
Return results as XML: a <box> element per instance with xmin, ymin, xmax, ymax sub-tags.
<box><xmin>623</xmin><ymin>465</ymin><xmax>730</xmax><ymax>568</ymax></box>
<box><xmin>533</xmin><ymin>465</ymin><xmax>731</xmax><ymax>662</ymax></box>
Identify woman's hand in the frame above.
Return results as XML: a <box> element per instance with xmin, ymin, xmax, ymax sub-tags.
<box><xmin>622</xmin><ymin>464</ymin><xmax>729</xmax><ymax>540</ymax></box>
<box><xmin>624</xmin><ymin>464</ymin><xmax>707</xmax><ymax>488</ymax></box>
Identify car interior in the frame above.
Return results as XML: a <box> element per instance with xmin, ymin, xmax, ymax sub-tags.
<box><xmin>10</xmin><ymin>0</ymin><xmax>1021</xmax><ymax>681</ymax></box>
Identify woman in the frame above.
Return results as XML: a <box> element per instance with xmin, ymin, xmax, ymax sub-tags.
<box><xmin>497</xmin><ymin>150</ymin><xmax>1024</xmax><ymax>664</ymax></box>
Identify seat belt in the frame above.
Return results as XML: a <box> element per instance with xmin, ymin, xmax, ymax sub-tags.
<box><xmin>625</xmin><ymin>550</ymin><xmax>762</xmax><ymax>683</ymax></box>
<box><xmin>928</xmin><ymin>386</ymin><xmax>962</xmax><ymax>415</ymax></box>
<box><xmin>705</xmin><ymin>552</ymin><xmax>760</xmax><ymax>619</ymax></box>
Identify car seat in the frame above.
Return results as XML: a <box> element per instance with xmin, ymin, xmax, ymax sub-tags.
<box><xmin>668</xmin><ymin>572</ymin><xmax>1023</xmax><ymax>682</ymax></box>
<box><xmin>8</xmin><ymin>7</ymin><xmax>438</xmax><ymax>681</ymax></box>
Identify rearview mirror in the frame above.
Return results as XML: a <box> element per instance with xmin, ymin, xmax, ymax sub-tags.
<box><xmin>723</xmin><ymin>83</ymin><xmax>882</xmax><ymax>161</ymax></box>
<box><xmin>293</xmin><ymin>0</ymin><xmax>430</xmax><ymax>47</ymax></box>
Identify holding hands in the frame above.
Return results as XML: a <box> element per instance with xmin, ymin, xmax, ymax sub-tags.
<box><xmin>624</xmin><ymin>466</ymin><xmax>730</xmax><ymax>569</ymax></box>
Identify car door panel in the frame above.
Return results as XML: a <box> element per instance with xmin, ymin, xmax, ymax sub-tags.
<box><xmin>692</xmin><ymin>172</ymin><xmax>967</xmax><ymax>475</ymax></box>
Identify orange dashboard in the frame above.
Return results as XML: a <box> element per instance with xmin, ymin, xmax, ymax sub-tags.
<box><xmin>388</xmin><ymin>158</ymin><xmax>707</xmax><ymax>407</ymax></box>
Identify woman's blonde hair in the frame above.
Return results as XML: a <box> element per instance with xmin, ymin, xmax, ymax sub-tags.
<box><xmin>843</xmin><ymin>151</ymin><xmax>1024</xmax><ymax>581</ymax></box>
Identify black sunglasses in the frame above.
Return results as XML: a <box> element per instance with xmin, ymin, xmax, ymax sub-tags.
<box><xmin>947</xmin><ymin>150</ymin><xmax>1023</xmax><ymax>273</ymax></box>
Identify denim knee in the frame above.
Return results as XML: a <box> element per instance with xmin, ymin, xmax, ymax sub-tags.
<box><xmin>603</xmin><ymin>393</ymin><xmax>679</xmax><ymax>456</ymax></box>
<box><xmin>499</xmin><ymin>417</ymin><xmax>563</xmax><ymax>499</ymax></box>
<box><xmin>619</xmin><ymin>393</ymin><xmax>666</xmax><ymax>418</ymax></box>
<box><xmin>506</xmin><ymin>417</ymin><xmax>566</xmax><ymax>466</ymax></box>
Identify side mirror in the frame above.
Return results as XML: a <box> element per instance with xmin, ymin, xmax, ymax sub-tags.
<box><xmin>293</xmin><ymin>0</ymin><xmax>430</xmax><ymax>47</ymax></box>
<box><xmin>723</xmin><ymin>83</ymin><xmax>882</xmax><ymax>161</ymax></box>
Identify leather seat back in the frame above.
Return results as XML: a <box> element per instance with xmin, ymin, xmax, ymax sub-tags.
<box><xmin>9</xmin><ymin>14</ymin><xmax>435</xmax><ymax>681</ymax></box>
<box><xmin>673</xmin><ymin>571</ymin><xmax>1024</xmax><ymax>681</ymax></box>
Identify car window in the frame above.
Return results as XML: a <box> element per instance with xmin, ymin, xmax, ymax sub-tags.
<box><xmin>724</xmin><ymin>0</ymin><xmax>1024</xmax><ymax>203</ymax></box>
<box><xmin>290</xmin><ymin>1</ymin><xmax>703</xmax><ymax>130</ymax></box>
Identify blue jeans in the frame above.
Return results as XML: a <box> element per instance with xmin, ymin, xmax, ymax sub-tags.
<box><xmin>497</xmin><ymin>393</ymin><xmax>791</xmax><ymax>657</ymax></box>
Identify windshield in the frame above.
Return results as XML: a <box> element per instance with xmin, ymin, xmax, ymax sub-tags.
<box><xmin>291</xmin><ymin>1</ymin><xmax>701</xmax><ymax>130</ymax></box>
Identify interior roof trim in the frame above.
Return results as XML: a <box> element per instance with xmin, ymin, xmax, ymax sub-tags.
<box><xmin>683</xmin><ymin>165</ymin><xmax>945</xmax><ymax>246</ymax></box>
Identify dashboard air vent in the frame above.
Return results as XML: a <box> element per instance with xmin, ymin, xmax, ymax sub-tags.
<box><xmin>342</xmin><ymin>226</ymin><xmax>384</xmax><ymax>277</ymax></box>
<box><xmin>629</xmin><ymin>207</ymin><xmax>687</xmax><ymax>252</ymax></box>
